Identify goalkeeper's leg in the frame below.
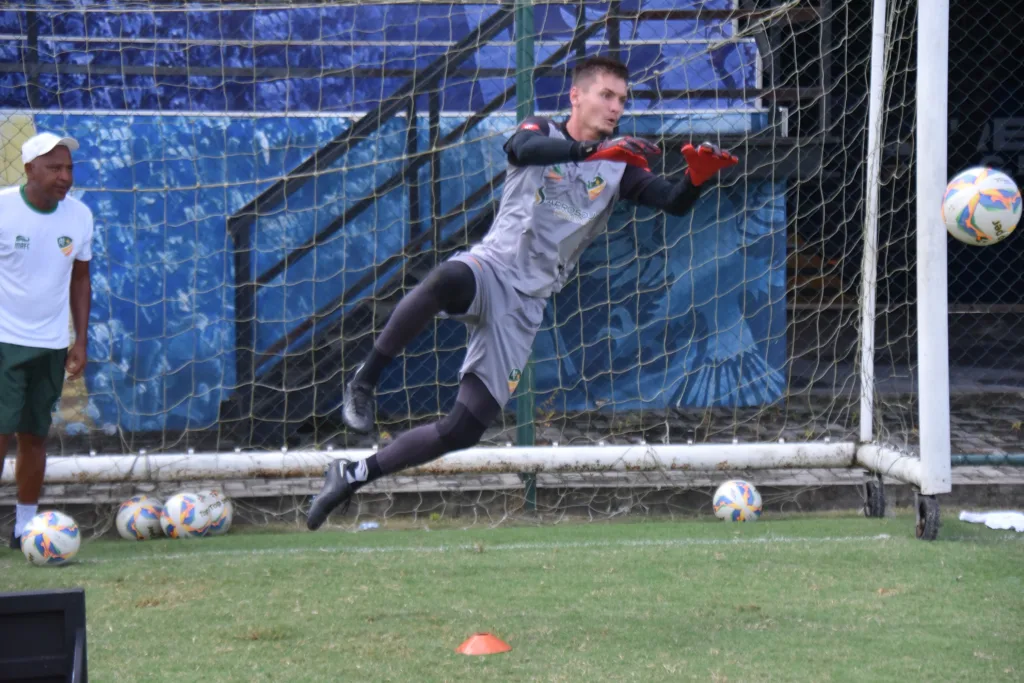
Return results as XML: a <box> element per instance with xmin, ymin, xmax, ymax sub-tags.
<box><xmin>341</xmin><ymin>259</ymin><xmax>477</xmax><ymax>433</ymax></box>
<box><xmin>309</xmin><ymin>258</ymin><xmax>545</xmax><ymax>530</ymax></box>
<box><xmin>307</xmin><ymin>372</ymin><xmax>499</xmax><ymax>530</ymax></box>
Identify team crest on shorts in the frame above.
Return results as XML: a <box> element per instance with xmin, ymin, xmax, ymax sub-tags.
<box><xmin>57</xmin><ymin>236</ymin><xmax>73</xmax><ymax>256</ymax></box>
<box><xmin>507</xmin><ymin>368</ymin><xmax>522</xmax><ymax>394</ymax></box>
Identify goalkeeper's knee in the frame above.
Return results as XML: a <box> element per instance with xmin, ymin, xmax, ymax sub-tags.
<box><xmin>421</xmin><ymin>260</ymin><xmax>476</xmax><ymax>316</ymax></box>
<box><xmin>436</xmin><ymin>401</ymin><xmax>488</xmax><ymax>453</ymax></box>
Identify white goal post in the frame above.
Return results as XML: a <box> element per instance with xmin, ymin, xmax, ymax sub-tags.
<box><xmin>852</xmin><ymin>0</ymin><xmax>951</xmax><ymax>498</ymax></box>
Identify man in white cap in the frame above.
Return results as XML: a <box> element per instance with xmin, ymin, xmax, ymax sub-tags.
<box><xmin>0</xmin><ymin>132</ymin><xmax>93</xmax><ymax>550</ymax></box>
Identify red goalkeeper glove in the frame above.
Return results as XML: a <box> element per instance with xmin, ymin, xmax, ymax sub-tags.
<box><xmin>579</xmin><ymin>136</ymin><xmax>661</xmax><ymax>170</ymax></box>
<box><xmin>681</xmin><ymin>142</ymin><xmax>739</xmax><ymax>186</ymax></box>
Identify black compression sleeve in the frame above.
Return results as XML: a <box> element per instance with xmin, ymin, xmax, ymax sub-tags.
<box><xmin>503</xmin><ymin>116</ymin><xmax>588</xmax><ymax>166</ymax></box>
<box><xmin>505</xmin><ymin>133</ymin><xmax>583</xmax><ymax>166</ymax></box>
<box><xmin>620</xmin><ymin>165</ymin><xmax>703</xmax><ymax>217</ymax></box>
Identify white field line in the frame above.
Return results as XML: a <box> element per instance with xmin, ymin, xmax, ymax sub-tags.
<box><xmin>5</xmin><ymin>533</ymin><xmax>900</xmax><ymax>567</ymax></box>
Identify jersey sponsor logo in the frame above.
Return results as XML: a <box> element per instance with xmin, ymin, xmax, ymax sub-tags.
<box><xmin>584</xmin><ymin>175</ymin><xmax>606</xmax><ymax>200</ymax></box>
<box><xmin>14</xmin><ymin>235</ymin><xmax>30</xmax><ymax>250</ymax></box>
<box><xmin>519</xmin><ymin>122</ymin><xmax>541</xmax><ymax>132</ymax></box>
<box><xmin>545</xmin><ymin>164</ymin><xmax>564</xmax><ymax>181</ymax></box>
<box><xmin>57</xmin><ymin>236</ymin><xmax>73</xmax><ymax>256</ymax></box>
<box><xmin>535</xmin><ymin>189</ymin><xmax>597</xmax><ymax>225</ymax></box>
<box><xmin>507</xmin><ymin>368</ymin><xmax>522</xmax><ymax>394</ymax></box>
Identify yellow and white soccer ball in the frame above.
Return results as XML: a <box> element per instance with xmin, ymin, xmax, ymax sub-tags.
<box><xmin>21</xmin><ymin>510</ymin><xmax>81</xmax><ymax>566</ymax></box>
<box><xmin>942</xmin><ymin>166</ymin><xmax>1022</xmax><ymax>246</ymax></box>
<box><xmin>713</xmin><ymin>480</ymin><xmax>763</xmax><ymax>522</ymax></box>
<box><xmin>196</xmin><ymin>488</ymin><xmax>233</xmax><ymax>536</ymax></box>
<box><xmin>160</xmin><ymin>492</ymin><xmax>211</xmax><ymax>539</ymax></box>
<box><xmin>116</xmin><ymin>496</ymin><xmax>164</xmax><ymax>540</ymax></box>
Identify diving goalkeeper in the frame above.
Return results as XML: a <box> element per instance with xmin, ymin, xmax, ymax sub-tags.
<box><xmin>307</xmin><ymin>55</ymin><xmax>738</xmax><ymax>529</ymax></box>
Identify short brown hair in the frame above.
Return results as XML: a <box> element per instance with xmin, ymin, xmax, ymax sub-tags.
<box><xmin>572</xmin><ymin>55</ymin><xmax>629</xmax><ymax>88</ymax></box>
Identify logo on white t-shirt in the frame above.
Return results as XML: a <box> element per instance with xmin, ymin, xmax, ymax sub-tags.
<box><xmin>15</xmin><ymin>235</ymin><xmax>29</xmax><ymax>250</ymax></box>
<box><xmin>57</xmin><ymin>236</ymin><xmax>72</xmax><ymax>256</ymax></box>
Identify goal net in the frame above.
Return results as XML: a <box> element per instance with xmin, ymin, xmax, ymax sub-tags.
<box><xmin>2</xmin><ymin>0</ymin><xmax>1013</xmax><ymax>530</ymax></box>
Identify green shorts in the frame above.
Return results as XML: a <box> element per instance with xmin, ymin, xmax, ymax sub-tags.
<box><xmin>0</xmin><ymin>342</ymin><xmax>67</xmax><ymax>437</ymax></box>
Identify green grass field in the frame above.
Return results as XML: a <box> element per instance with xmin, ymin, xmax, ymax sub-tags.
<box><xmin>2</xmin><ymin>513</ymin><xmax>1023</xmax><ymax>682</ymax></box>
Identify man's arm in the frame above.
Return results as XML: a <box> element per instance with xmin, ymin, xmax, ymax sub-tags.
<box><xmin>620</xmin><ymin>167</ymin><xmax>703</xmax><ymax>217</ymax></box>
<box><xmin>70</xmin><ymin>259</ymin><xmax>90</xmax><ymax>342</ymax></box>
<box><xmin>67</xmin><ymin>259</ymin><xmax>90</xmax><ymax>380</ymax></box>
<box><xmin>620</xmin><ymin>142</ymin><xmax>739</xmax><ymax>216</ymax></box>
<box><xmin>504</xmin><ymin>117</ymin><xmax>661</xmax><ymax>168</ymax></box>
<box><xmin>503</xmin><ymin>118</ymin><xmax>579</xmax><ymax>166</ymax></box>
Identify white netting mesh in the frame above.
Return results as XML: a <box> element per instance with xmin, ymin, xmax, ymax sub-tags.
<box><xmin>1</xmin><ymin>1</ymin><xmax>1022</xmax><ymax>530</ymax></box>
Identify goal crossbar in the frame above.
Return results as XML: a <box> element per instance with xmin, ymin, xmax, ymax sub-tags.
<box><xmin>0</xmin><ymin>442</ymin><xmax>929</xmax><ymax>487</ymax></box>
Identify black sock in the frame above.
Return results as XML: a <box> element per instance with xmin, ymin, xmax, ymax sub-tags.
<box><xmin>370</xmin><ymin>374</ymin><xmax>499</xmax><ymax>476</ymax></box>
<box><xmin>354</xmin><ymin>347</ymin><xmax>392</xmax><ymax>387</ymax></box>
<box><xmin>342</xmin><ymin>454</ymin><xmax>383</xmax><ymax>491</ymax></box>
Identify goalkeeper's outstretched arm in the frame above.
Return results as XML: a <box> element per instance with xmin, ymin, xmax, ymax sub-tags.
<box><xmin>504</xmin><ymin>117</ymin><xmax>660</xmax><ymax>169</ymax></box>
<box><xmin>621</xmin><ymin>170</ymin><xmax>703</xmax><ymax>217</ymax></box>
<box><xmin>620</xmin><ymin>142</ymin><xmax>739</xmax><ymax>217</ymax></box>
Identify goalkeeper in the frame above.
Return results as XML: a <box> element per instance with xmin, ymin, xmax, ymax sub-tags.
<box><xmin>307</xmin><ymin>55</ymin><xmax>738</xmax><ymax>529</ymax></box>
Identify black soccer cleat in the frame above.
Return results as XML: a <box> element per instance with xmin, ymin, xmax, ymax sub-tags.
<box><xmin>306</xmin><ymin>460</ymin><xmax>355</xmax><ymax>531</ymax></box>
<box><xmin>342</xmin><ymin>365</ymin><xmax>376</xmax><ymax>434</ymax></box>
<box><xmin>9</xmin><ymin>529</ymin><xmax>21</xmax><ymax>551</ymax></box>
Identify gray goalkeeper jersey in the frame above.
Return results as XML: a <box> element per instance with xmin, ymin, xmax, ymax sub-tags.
<box><xmin>469</xmin><ymin>117</ymin><xmax>630</xmax><ymax>299</ymax></box>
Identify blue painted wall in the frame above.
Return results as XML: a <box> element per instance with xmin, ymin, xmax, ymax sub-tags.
<box><xmin>0</xmin><ymin>1</ymin><xmax>788</xmax><ymax>434</ymax></box>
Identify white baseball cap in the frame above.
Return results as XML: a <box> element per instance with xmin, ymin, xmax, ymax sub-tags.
<box><xmin>22</xmin><ymin>132</ymin><xmax>80</xmax><ymax>164</ymax></box>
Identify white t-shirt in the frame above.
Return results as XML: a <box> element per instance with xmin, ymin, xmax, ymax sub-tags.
<box><xmin>0</xmin><ymin>185</ymin><xmax>94</xmax><ymax>349</ymax></box>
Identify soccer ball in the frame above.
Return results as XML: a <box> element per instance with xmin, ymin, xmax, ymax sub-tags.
<box><xmin>942</xmin><ymin>167</ymin><xmax>1022</xmax><ymax>246</ymax></box>
<box><xmin>116</xmin><ymin>497</ymin><xmax>164</xmax><ymax>540</ymax></box>
<box><xmin>160</xmin><ymin>492</ymin><xmax>211</xmax><ymax>539</ymax></box>
<box><xmin>713</xmin><ymin>480</ymin><xmax>763</xmax><ymax>522</ymax></box>
<box><xmin>196</xmin><ymin>489</ymin><xmax>233</xmax><ymax>536</ymax></box>
<box><xmin>21</xmin><ymin>511</ymin><xmax>81</xmax><ymax>566</ymax></box>
<box><xmin>119</xmin><ymin>494</ymin><xmax>150</xmax><ymax>509</ymax></box>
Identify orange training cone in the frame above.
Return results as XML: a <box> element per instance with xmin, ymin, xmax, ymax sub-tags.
<box><xmin>455</xmin><ymin>632</ymin><xmax>512</xmax><ymax>656</ymax></box>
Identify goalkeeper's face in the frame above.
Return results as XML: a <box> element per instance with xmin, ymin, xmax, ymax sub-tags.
<box><xmin>570</xmin><ymin>72</ymin><xmax>628</xmax><ymax>138</ymax></box>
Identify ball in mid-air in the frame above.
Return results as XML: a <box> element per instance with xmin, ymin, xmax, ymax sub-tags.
<box><xmin>942</xmin><ymin>167</ymin><xmax>1021</xmax><ymax>246</ymax></box>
